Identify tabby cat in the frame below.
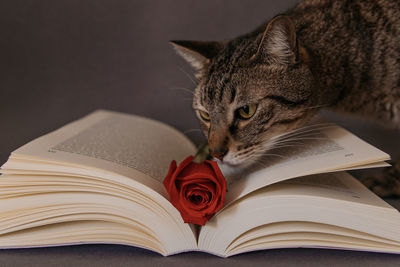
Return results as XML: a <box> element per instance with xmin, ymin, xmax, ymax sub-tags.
<box><xmin>171</xmin><ymin>0</ymin><xmax>400</xmax><ymax>196</ymax></box>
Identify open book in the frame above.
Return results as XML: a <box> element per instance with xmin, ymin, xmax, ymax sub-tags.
<box><xmin>0</xmin><ymin>110</ymin><xmax>399</xmax><ymax>257</ymax></box>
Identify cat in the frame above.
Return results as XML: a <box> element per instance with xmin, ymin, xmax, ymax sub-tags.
<box><xmin>171</xmin><ymin>0</ymin><xmax>400</xmax><ymax>197</ymax></box>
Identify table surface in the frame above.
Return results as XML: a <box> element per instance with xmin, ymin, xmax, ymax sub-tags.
<box><xmin>1</xmin><ymin>0</ymin><xmax>400</xmax><ymax>266</ymax></box>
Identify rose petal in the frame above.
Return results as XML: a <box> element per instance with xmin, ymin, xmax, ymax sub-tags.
<box><xmin>182</xmin><ymin>183</ymin><xmax>215</xmax><ymax>206</ymax></box>
<box><xmin>180</xmin><ymin>186</ymin><xmax>211</xmax><ymax>210</ymax></box>
<box><xmin>187</xmin><ymin>189</ymin><xmax>211</xmax><ymax>205</ymax></box>
<box><xmin>180</xmin><ymin>185</ymin><xmax>218</xmax><ymax>215</ymax></box>
<box><xmin>172</xmin><ymin>156</ymin><xmax>195</xmax><ymax>177</ymax></box>
<box><xmin>186</xmin><ymin>190</ymin><xmax>210</xmax><ymax>210</ymax></box>
<box><xmin>180</xmin><ymin>212</ymin><xmax>210</xmax><ymax>225</ymax></box>
<box><xmin>180</xmin><ymin>179</ymin><xmax>216</xmax><ymax>193</ymax></box>
<box><xmin>163</xmin><ymin>155</ymin><xmax>227</xmax><ymax>226</ymax></box>
<box><xmin>178</xmin><ymin>161</ymin><xmax>217</xmax><ymax>179</ymax></box>
<box><xmin>177</xmin><ymin>172</ymin><xmax>220</xmax><ymax>186</ymax></box>
<box><xmin>206</xmin><ymin>160</ymin><xmax>226</xmax><ymax>201</ymax></box>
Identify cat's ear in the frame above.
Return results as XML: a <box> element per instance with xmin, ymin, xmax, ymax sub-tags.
<box><xmin>253</xmin><ymin>15</ymin><xmax>298</xmax><ymax>65</ymax></box>
<box><xmin>170</xmin><ymin>40</ymin><xmax>224</xmax><ymax>70</ymax></box>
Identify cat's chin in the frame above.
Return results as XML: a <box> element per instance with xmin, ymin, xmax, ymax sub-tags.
<box><xmin>220</xmin><ymin>158</ymin><xmax>255</xmax><ymax>169</ymax></box>
<box><xmin>214</xmin><ymin>149</ymin><xmax>263</xmax><ymax>169</ymax></box>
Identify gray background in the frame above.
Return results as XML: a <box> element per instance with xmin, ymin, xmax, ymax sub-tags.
<box><xmin>0</xmin><ymin>0</ymin><xmax>399</xmax><ymax>266</ymax></box>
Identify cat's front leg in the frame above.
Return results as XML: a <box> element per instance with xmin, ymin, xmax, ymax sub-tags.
<box><xmin>360</xmin><ymin>161</ymin><xmax>400</xmax><ymax>197</ymax></box>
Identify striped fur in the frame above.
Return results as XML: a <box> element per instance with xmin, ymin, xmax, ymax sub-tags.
<box><xmin>173</xmin><ymin>0</ymin><xmax>400</xmax><ymax>171</ymax></box>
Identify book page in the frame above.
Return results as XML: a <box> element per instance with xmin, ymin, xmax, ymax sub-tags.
<box><xmin>277</xmin><ymin>172</ymin><xmax>394</xmax><ymax>209</ymax></box>
<box><xmin>222</xmin><ymin>120</ymin><xmax>390</xmax><ymax>205</ymax></box>
<box><xmin>199</xmin><ymin>172</ymin><xmax>400</xmax><ymax>256</ymax></box>
<box><xmin>2</xmin><ymin>110</ymin><xmax>196</xmax><ymax>194</ymax></box>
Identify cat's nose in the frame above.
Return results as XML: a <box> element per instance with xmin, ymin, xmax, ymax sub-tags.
<box><xmin>210</xmin><ymin>147</ymin><xmax>228</xmax><ymax>161</ymax></box>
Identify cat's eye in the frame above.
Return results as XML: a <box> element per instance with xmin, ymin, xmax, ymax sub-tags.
<box><xmin>237</xmin><ymin>104</ymin><xmax>257</xmax><ymax>120</ymax></box>
<box><xmin>199</xmin><ymin>110</ymin><xmax>210</xmax><ymax>122</ymax></box>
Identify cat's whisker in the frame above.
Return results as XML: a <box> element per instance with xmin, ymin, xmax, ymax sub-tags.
<box><xmin>275</xmin><ymin>122</ymin><xmax>335</xmax><ymax>136</ymax></box>
<box><xmin>274</xmin><ymin>133</ymin><xmax>326</xmax><ymax>143</ymax></box>
<box><xmin>299</xmin><ymin>103</ymin><xmax>331</xmax><ymax>111</ymax></box>
<box><xmin>271</xmin><ymin>139</ymin><xmax>306</xmax><ymax>145</ymax></box>
<box><xmin>178</xmin><ymin>67</ymin><xmax>198</xmax><ymax>86</ymax></box>
<box><xmin>271</xmin><ymin>127</ymin><xmax>322</xmax><ymax>141</ymax></box>
<box><xmin>264</xmin><ymin>139</ymin><xmax>302</xmax><ymax>148</ymax></box>
<box><xmin>253</xmin><ymin>154</ymin><xmax>286</xmax><ymax>169</ymax></box>
<box><xmin>275</xmin><ymin>137</ymin><xmax>331</xmax><ymax>144</ymax></box>
<box><xmin>276</xmin><ymin>133</ymin><xmax>332</xmax><ymax>140</ymax></box>
<box><xmin>289</xmin><ymin>122</ymin><xmax>335</xmax><ymax>131</ymax></box>
<box><xmin>271</xmin><ymin>124</ymin><xmax>336</xmax><ymax>141</ymax></box>
<box><xmin>270</xmin><ymin>143</ymin><xmax>308</xmax><ymax>149</ymax></box>
<box><xmin>272</xmin><ymin>133</ymin><xmax>320</xmax><ymax>145</ymax></box>
<box><xmin>280</xmin><ymin>126</ymin><xmax>333</xmax><ymax>138</ymax></box>
<box><xmin>169</xmin><ymin>86</ymin><xmax>195</xmax><ymax>96</ymax></box>
<box><xmin>273</xmin><ymin>135</ymin><xmax>312</xmax><ymax>145</ymax></box>
<box><xmin>252</xmin><ymin>146</ymin><xmax>287</xmax><ymax>159</ymax></box>
<box><xmin>253</xmin><ymin>160</ymin><xmax>270</xmax><ymax>169</ymax></box>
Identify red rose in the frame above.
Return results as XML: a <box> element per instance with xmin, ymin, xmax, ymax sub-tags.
<box><xmin>163</xmin><ymin>156</ymin><xmax>227</xmax><ymax>225</ymax></box>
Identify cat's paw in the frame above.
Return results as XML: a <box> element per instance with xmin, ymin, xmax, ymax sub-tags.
<box><xmin>360</xmin><ymin>162</ymin><xmax>400</xmax><ymax>197</ymax></box>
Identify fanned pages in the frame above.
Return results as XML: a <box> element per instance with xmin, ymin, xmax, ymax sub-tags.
<box><xmin>0</xmin><ymin>110</ymin><xmax>399</xmax><ymax>257</ymax></box>
<box><xmin>199</xmin><ymin>172</ymin><xmax>400</xmax><ymax>256</ymax></box>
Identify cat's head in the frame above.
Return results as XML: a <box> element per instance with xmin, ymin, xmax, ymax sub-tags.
<box><xmin>172</xmin><ymin>16</ymin><xmax>318</xmax><ymax>167</ymax></box>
